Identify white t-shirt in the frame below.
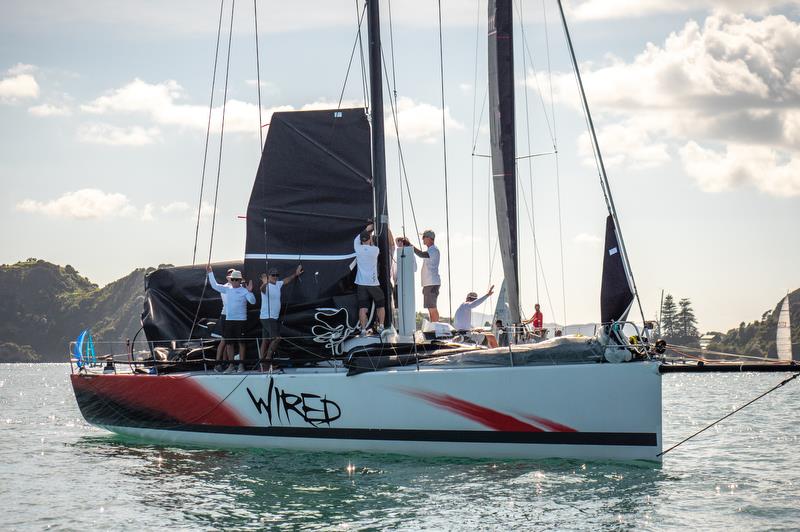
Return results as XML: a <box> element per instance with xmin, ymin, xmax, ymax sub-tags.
<box><xmin>453</xmin><ymin>294</ymin><xmax>491</xmax><ymax>330</ymax></box>
<box><xmin>420</xmin><ymin>244</ymin><xmax>441</xmax><ymax>287</ymax></box>
<box><xmin>354</xmin><ymin>234</ymin><xmax>380</xmax><ymax>286</ymax></box>
<box><xmin>207</xmin><ymin>273</ymin><xmax>255</xmax><ymax>321</ymax></box>
<box><xmin>260</xmin><ymin>280</ymin><xmax>284</xmax><ymax>320</ymax></box>
<box><xmin>220</xmin><ymin>281</ymin><xmax>232</xmax><ymax>315</ymax></box>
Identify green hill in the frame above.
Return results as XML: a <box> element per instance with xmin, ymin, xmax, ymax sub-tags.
<box><xmin>0</xmin><ymin>259</ymin><xmax>154</xmax><ymax>362</ymax></box>
<box><xmin>707</xmin><ymin>288</ymin><xmax>800</xmax><ymax>358</ymax></box>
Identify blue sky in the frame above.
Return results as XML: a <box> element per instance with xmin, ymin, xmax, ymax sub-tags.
<box><xmin>1</xmin><ymin>0</ymin><xmax>798</xmax><ymax>333</ymax></box>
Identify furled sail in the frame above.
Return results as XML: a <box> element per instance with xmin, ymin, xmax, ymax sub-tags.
<box><xmin>776</xmin><ymin>295</ymin><xmax>793</xmax><ymax>361</ymax></box>
<box><xmin>243</xmin><ymin>108</ymin><xmax>375</xmax><ymax>351</ymax></box>
<box><xmin>600</xmin><ymin>215</ymin><xmax>634</xmax><ymax>323</ymax></box>
<box><xmin>488</xmin><ymin>0</ymin><xmax>520</xmax><ymax>324</ymax></box>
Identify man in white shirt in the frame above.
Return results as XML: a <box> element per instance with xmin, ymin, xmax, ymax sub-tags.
<box><xmin>412</xmin><ymin>229</ymin><xmax>441</xmax><ymax>322</ymax></box>
<box><xmin>453</xmin><ymin>286</ymin><xmax>494</xmax><ymax>331</ymax></box>
<box><xmin>354</xmin><ymin>223</ymin><xmax>385</xmax><ymax>334</ymax></box>
<box><xmin>211</xmin><ymin>268</ymin><xmax>235</xmax><ymax>367</ymax></box>
<box><xmin>258</xmin><ymin>264</ymin><xmax>303</xmax><ymax>368</ymax></box>
<box><xmin>207</xmin><ymin>267</ymin><xmax>256</xmax><ymax>372</ymax></box>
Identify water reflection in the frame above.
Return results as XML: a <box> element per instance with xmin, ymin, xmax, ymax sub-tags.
<box><xmin>71</xmin><ymin>435</ymin><xmax>666</xmax><ymax>530</ymax></box>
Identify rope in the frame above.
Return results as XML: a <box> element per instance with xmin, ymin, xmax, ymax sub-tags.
<box><xmin>658</xmin><ymin>372</ymin><xmax>800</xmax><ymax>457</ymax></box>
<box><xmin>356</xmin><ymin>0</ymin><xmax>369</xmax><ymax>112</ymax></box>
<box><xmin>206</xmin><ymin>0</ymin><xmax>236</xmax><ymax>266</ymax></box>
<box><xmin>191</xmin><ymin>0</ymin><xmax>225</xmax><ymax>266</ymax></box>
<box><xmin>436</xmin><ymin>0</ymin><xmax>454</xmax><ymax>322</ymax></box>
<box><xmin>469</xmin><ymin>0</ymin><xmax>482</xmax><ymax>288</ymax></box>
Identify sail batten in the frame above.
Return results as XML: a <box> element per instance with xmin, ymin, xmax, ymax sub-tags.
<box><xmin>488</xmin><ymin>0</ymin><xmax>521</xmax><ymax>324</ymax></box>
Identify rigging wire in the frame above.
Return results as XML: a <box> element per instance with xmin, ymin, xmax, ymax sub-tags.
<box><xmin>555</xmin><ymin>0</ymin><xmax>646</xmax><ymax>326</ymax></box>
<box><xmin>386</xmin><ymin>0</ymin><xmax>406</xmax><ymax>237</ymax></box>
<box><xmin>191</xmin><ymin>0</ymin><xmax>226</xmax><ymax>266</ymax></box>
<box><xmin>436</xmin><ymin>0</ymin><xmax>454</xmax><ymax>322</ymax></box>
<box><xmin>253</xmin><ymin>0</ymin><xmax>264</xmax><ymax>150</ymax></box>
<box><xmin>356</xmin><ymin>0</ymin><xmax>370</xmax><ymax>112</ymax></box>
<box><xmin>337</xmin><ymin>2</ymin><xmax>368</xmax><ymax>109</ymax></box>
<box><xmin>206</xmin><ymin>0</ymin><xmax>236</xmax><ymax>266</ymax></box>
<box><xmin>658</xmin><ymin>372</ymin><xmax>800</xmax><ymax>457</ymax></box>
<box><xmin>470</xmin><ymin>0</ymin><xmax>482</xmax><ymax>288</ymax></box>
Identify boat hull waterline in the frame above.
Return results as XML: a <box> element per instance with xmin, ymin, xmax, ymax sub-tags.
<box><xmin>72</xmin><ymin>362</ymin><xmax>662</xmax><ymax>461</ymax></box>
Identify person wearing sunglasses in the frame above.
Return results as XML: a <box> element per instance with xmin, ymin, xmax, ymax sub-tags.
<box><xmin>207</xmin><ymin>266</ymin><xmax>255</xmax><ymax>372</ymax></box>
<box><xmin>258</xmin><ymin>264</ymin><xmax>303</xmax><ymax>369</ymax></box>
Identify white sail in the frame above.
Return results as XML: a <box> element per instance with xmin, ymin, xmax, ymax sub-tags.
<box><xmin>492</xmin><ymin>280</ymin><xmax>510</xmax><ymax>328</ymax></box>
<box><xmin>776</xmin><ymin>295</ymin><xmax>792</xmax><ymax>361</ymax></box>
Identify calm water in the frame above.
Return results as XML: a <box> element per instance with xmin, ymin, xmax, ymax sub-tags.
<box><xmin>1</xmin><ymin>364</ymin><xmax>799</xmax><ymax>530</ymax></box>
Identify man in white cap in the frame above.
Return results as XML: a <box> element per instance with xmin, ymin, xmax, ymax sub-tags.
<box><xmin>412</xmin><ymin>229</ymin><xmax>441</xmax><ymax>322</ymax></box>
<box><xmin>354</xmin><ymin>222</ymin><xmax>386</xmax><ymax>334</ymax></box>
<box><xmin>453</xmin><ymin>286</ymin><xmax>495</xmax><ymax>331</ymax></box>
<box><xmin>207</xmin><ymin>266</ymin><xmax>255</xmax><ymax>372</ymax></box>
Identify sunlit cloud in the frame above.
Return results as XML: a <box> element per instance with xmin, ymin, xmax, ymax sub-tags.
<box><xmin>77</xmin><ymin>123</ymin><xmax>161</xmax><ymax>146</ymax></box>
<box><xmin>0</xmin><ymin>63</ymin><xmax>40</xmax><ymax>103</ymax></box>
<box><xmin>16</xmin><ymin>189</ymin><xmax>138</xmax><ymax>220</ymax></box>
<box><xmin>28</xmin><ymin>103</ymin><xmax>71</xmax><ymax>117</ymax></box>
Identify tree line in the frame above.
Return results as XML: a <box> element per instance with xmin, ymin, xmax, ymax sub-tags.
<box><xmin>659</xmin><ymin>293</ymin><xmax>700</xmax><ymax>346</ymax></box>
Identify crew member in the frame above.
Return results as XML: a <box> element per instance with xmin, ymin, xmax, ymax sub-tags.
<box><xmin>354</xmin><ymin>223</ymin><xmax>385</xmax><ymax>334</ymax></box>
<box><xmin>524</xmin><ymin>303</ymin><xmax>544</xmax><ymax>336</ymax></box>
<box><xmin>412</xmin><ymin>229</ymin><xmax>441</xmax><ymax>323</ymax></box>
<box><xmin>453</xmin><ymin>286</ymin><xmax>495</xmax><ymax>331</ymax></box>
<box><xmin>211</xmin><ymin>268</ymin><xmax>235</xmax><ymax>369</ymax></box>
<box><xmin>207</xmin><ymin>266</ymin><xmax>255</xmax><ymax>372</ymax></box>
<box><xmin>259</xmin><ymin>264</ymin><xmax>303</xmax><ymax>369</ymax></box>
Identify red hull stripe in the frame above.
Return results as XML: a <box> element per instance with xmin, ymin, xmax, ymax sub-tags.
<box><xmin>70</xmin><ymin>374</ymin><xmax>247</xmax><ymax>427</ymax></box>
<box><xmin>519</xmin><ymin>414</ymin><xmax>577</xmax><ymax>433</ymax></box>
<box><xmin>405</xmin><ymin>390</ymin><xmax>544</xmax><ymax>432</ymax></box>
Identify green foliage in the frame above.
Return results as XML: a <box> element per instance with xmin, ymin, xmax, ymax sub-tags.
<box><xmin>0</xmin><ymin>259</ymin><xmax>153</xmax><ymax>362</ymax></box>
<box><xmin>708</xmin><ymin>289</ymin><xmax>800</xmax><ymax>358</ymax></box>
<box><xmin>660</xmin><ymin>293</ymin><xmax>700</xmax><ymax>346</ymax></box>
<box><xmin>660</xmin><ymin>294</ymin><xmax>678</xmax><ymax>339</ymax></box>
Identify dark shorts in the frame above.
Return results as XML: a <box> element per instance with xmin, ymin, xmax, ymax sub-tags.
<box><xmin>261</xmin><ymin>318</ymin><xmax>280</xmax><ymax>339</ymax></box>
<box><xmin>211</xmin><ymin>315</ymin><xmax>226</xmax><ymax>339</ymax></box>
<box><xmin>357</xmin><ymin>284</ymin><xmax>385</xmax><ymax>308</ymax></box>
<box><xmin>223</xmin><ymin>319</ymin><xmax>246</xmax><ymax>340</ymax></box>
<box><xmin>422</xmin><ymin>285</ymin><xmax>440</xmax><ymax>308</ymax></box>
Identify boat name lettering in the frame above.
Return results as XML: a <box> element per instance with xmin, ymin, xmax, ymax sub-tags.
<box><xmin>246</xmin><ymin>377</ymin><xmax>341</xmax><ymax>427</ymax></box>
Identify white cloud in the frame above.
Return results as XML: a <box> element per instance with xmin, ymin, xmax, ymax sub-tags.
<box><xmin>569</xmin><ymin>0</ymin><xmax>794</xmax><ymax>21</ymax></box>
<box><xmin>0</xmin><ymin>63</ymin><xmax>40</xmax><ymax>103</ymax></box>
<box><xmin>28</xmin><ymin>103</ymin><xmax>71</xmax><ymax>117</ymax></box>
<box><xmin>161</xmin><ymin>201</ymin><xmax>190</xmax><ymax>214</ymax></box>
<box><xmin>680</xmin><ymin>141</ymin><xmax>800</xmax><ymax>196</ymax></box>
<box><xmin>77</xmin><ymin>123</ymin><xmax>162</xmax><ymax>146</ymax></box>
<box><xmin>16</xmin><ymin>189</ymin><xmax>138</xmax><ymax>220</ymax></box>
<box><xmin>390</xmin><ymin>96</ymin><xmax>464</xmax><ymax>143</ymax></box>
<box><xmin>141</xmin><ymin>203</ymin><xmax>155</xmax><ymax>222</ymax></box>
<box><xmin>537</xmin><ymin>12</ymin><xmax>800</xmax><ymax>196</ymax></box>
<box><xmin>573</xmin><ymin>233</ymin><xmax>603</xmax><ymax>245</ymax></box>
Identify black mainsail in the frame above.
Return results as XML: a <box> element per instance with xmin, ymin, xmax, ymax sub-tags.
<box><xmin>243</xmin><ymin>108</ymin><xmax>374</xmax><ymax>345</ymax></box>
<box><xmin>600</xmin><ymin>215</ymin><xmax>634</xmax><ymax>323</ymax></box>
<box><xmin>488</xmin><ymin>0</ymin><xmax>521</xmax><ymax>324</ymax></box>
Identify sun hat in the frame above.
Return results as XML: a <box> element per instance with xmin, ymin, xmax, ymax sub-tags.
<box><xmin>229</xmin><ymin>270</ymin><xmax>243</xmax><ymax>280</ymax></box>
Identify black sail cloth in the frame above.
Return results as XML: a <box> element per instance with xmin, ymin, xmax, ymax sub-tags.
<box><xmin>243</xmin><ymin>109</ymin><xmax>375</xmax><ymax>355</ymax></box>
<box><xmin>600</xmin><ymin>215</ymin><xmax>634</xmax><ymax>324</ymax></box>
<box><xmin>488</xmin><ymin>0</ymin><xmax>521</xmax><ymax>324</ymax></box>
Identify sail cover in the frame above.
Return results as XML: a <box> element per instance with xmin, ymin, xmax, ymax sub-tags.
<box><xmin>776</xmin><ymin>295</ymin><xmax>793</xmax><ymax>361</ymax></box>
<box><xmin>243</xmin><ymin>108</ymin><xmax>374</xmax><ymax>352</ymax></box>
<box><xmin>488</xmin><ymin>0</ymin><xmax>520</xmax><ymax>324</ymax></box>
<box><xmin>600</xmin><ymin>215</ymin><xmax>634</xmax><ymax>323</ymax></box>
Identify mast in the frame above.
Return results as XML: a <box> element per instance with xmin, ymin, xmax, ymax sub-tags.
<box><xmin>488</xmin><ymin>0</ymin><xmax>521</xmax><ymax>324</ymax></box>
<box><xmin>367</xmin><ymin>0</ymin><xmax>393</xmax><ymax>327</ymax></box>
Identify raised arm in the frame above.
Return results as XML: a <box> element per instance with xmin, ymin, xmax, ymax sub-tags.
<box><xmin>282</xmin><ymin>265</ymin><xmax>304</xmax><ymax>285</ymax></box>
<box><xmin>206</xmin><ymin>266</ymin><xmax>228</xmax><ymax>294</ymax></box>
<box><xmin>468</xmin><ymin>285</ymin><xmax>495</xmax><ymax>309</ymax></box>
<box><xmin>412</xmin><ymin>246</ymin><xmax>430</xmax><ymax>258</ymax></box>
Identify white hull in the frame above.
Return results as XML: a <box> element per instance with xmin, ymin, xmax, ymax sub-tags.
<box><xmin>73</xmin><ymin>362</ymin><xmax>662</xmax><ymax>461</ymax></box>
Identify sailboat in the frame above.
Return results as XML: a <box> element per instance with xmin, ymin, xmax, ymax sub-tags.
<box><xmin>776</xmin><ymin>295</ymin><xmax>793</xmax><ymax>361</ymax></box>
<box><xmin>69</xmin><ymin>0</ymin><xmax>663</xmax><ymax>461</ymax></box>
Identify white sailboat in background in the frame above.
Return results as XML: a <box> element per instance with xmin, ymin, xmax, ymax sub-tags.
<box><xmin>776</xmin><ymin>295</ymin><xmax>793</xmax><ymax>361</ymax></box>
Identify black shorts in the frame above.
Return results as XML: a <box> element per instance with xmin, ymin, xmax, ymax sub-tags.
<box><xmin>211</xmin><ymin>315</ymin><xmax>226</xmax><ymax>338</ymax></box>
<box><xmin>357</xmin><ymin>284</ymin><xmax>385</xmax><ymax>308</ymax></box>
<box><xmin>422</xmin><ymin>285</ymin><xmax>440</xmax><ymax>308</ymax></box>
<box><xmin>261</xmin><ymin>318</ymin><xmax>280</xmax><ymax>339</ymax></box>
<box><xmin>223</xmin><ymin>319</ymin><xmax>246</xmax><ymax>340</ymax></box>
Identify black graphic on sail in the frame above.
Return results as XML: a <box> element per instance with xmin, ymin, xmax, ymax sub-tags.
<box><xmin>488</xmin><ymin>0</ymin><xmax>520</xmax><ymax>324</ymax></box>
<box><xmin>600</xmin><ymin>215</ymin><xmax>634</xmax><ymax>323</ymax></box>
<box><xmin>244</xmin><ymin>108</ymin><xmax>374</xmax><ymax>350</ymax></box>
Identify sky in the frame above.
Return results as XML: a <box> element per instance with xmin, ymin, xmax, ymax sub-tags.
<box><xmin>1</xmin><ymin>0</ymin><xmax>798</xmax><ymax>333</ymax></box>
